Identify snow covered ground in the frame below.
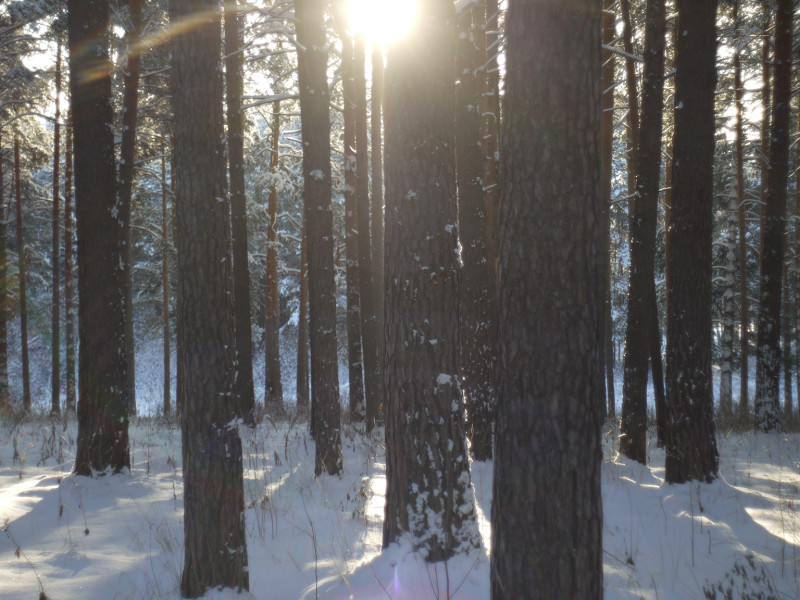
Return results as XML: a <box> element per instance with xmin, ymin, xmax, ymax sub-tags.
<box><xmin>1</xmin><ymin>411</ymin><xmax>799</xmax><ymax>600</ymax></box>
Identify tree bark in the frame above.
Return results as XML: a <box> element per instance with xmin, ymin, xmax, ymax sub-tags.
<box><xmin>170</xmin><ymin>0</ymin><xmax>248</xmax><ymax>594</ymax></box>
<box><xmin>383</xmin><ymin>0</ymin><xmax>480</xmax><ymax>562</ymax></box>
<box><xmin>119</xmin><ymin>0</ymin><xmax>142</xmax><ymax>416</ymax></box>
<box><xmin>620</xmin><ymin>0</ymin><xmax>666</xmax><ymax>464</ymax></box>
<box><xmin>755</xmin><ymin>0</ymin><xmax>792</xmax><ymax>432</ymax></box>
<box><xmin>225</xmin><ymin>0</ymin><xmax>257</xmax><ymax>422</ymax></box>
<box><xmin>51</xmin><ymin>40</ymin><xmax>62</xmax><ymax>416</ymax></box>
<box><xmin>0</xmin><ymin>131</ymin><xmax>7</xmax><ymax>407</ymax></box>
<box><xmin>264</xmin><ymin>101</ymin><xmax>284</xmax><ymax>411</ymax></box>
<box><xmin>602</xmin><ymin>0</ymin><xmax>615</xmax><ymax>420</ymax></box>
<box><xmin>64</xmin><ymin>114</ymin><xmax>76</xmax><ymax>413</ymax></box>
<box><xmin>370</xmin><ymin>42</ymin><xmax>385</xmax><ymax>424</ymax></box>
<box><xmin>665</xmin><ymin>0</ymin><xmax>719</xmax><ymax>484</ymax></box>
<box><xmin>492</xmin><ymin>1</ymin><xmax>603</xmax><ymax>597</ymax></box>
<box><xmin>14</xmin><ymin>137</ymin><xmax>31</xmax><ymax>411</ymax></box>
<box><xmin>296</xmin><ymin>0</ymin><xmax>342</xmax><ymax>475</ymax></box>
<box><xmin>69</xmin><ymin>0</ymin><xmax>129</xmax><ymax>473</ymax></box>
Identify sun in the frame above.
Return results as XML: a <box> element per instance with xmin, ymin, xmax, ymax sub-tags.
<box><xmin>347</xmin><ymin>0</ymin><xmax>417</xmax><ymax>47</ymax></box>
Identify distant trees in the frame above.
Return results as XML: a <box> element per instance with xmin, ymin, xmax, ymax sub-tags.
<box><xmin>492</xmin><ymin>0</ymin><xmax>603</xmax><ymax>597</ymax></box>
<box><xmin>170</xmin><ymin>0</ymin><xmax>248</xmax><ymax>594</ymax></box>
<box><xmin>68</xmin><ymin>0</ymin><xmax>130</xmax><ymax>474</ymax></box>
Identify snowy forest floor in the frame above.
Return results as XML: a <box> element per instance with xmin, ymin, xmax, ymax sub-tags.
<box><xmin>1</xmin><ymin>410</ymin><xmax>800</xmax><ymax>600</ymax></box>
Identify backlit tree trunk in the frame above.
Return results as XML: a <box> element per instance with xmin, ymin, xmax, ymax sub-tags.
<box><xmin>602</xmin><ymin>0</ymin><xmax>615</xmax><ymax>419</ymax></box>
<box><xmin>370</xmin><ymin>43</ymin><xmax>385</xmax><ymax>421</ymax></box>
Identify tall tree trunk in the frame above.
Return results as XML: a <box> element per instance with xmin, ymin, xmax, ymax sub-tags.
<box><xmin>264</xmin><ymin>102</ymin><xmax>284</xmax><ymax>411</ymax></box>
<box><xmin>783</xmin><ymin>259</ymin><xmax>793</xmax><ymax>416</ymax></box>
<box><xmin>456</xmin><ymin>3</ymin><xmax>496</xmax><ymax>461</ymax></box>
<box><xmin>15</xmin><ymin>137</ymin><xmax>31</xmax><ymax>411</ymax></box>
<box><xmin>0</xmin><ymin>131</ymin><xmax>7</xmax><ymax>406</ymax></box>
<box><xmin>119</xmin><ymin>0</ymin><xmax>142</xmax><ymax>416</ymax></box>
<box><xmin>64</xmin><ymin>114</ymin><xmax>76</xmax><ymax>413</ymax></box>
<box><xmin>355</xmin><ymin>34</ymin><xmax>381</xmax><ymax>430</ymax></box>
<box><xmin>758</xmin><ymin>7</ymin><xmax>771</xmax><ymax>261</ymax></box>
<box><xmin>602</xmin><ymin>0</ymin><xmax>615</xmax><ymax>419</ymax></box>
<box><xmin>620</xmin><ymin>0</ymin><xmax>666</xmax><ymax>464</ymax></box>
<box><xmin>338</xmin><ymin>25</ymin><xmax>365</xmax><ymax>422</ymax></box>
<box><xmin>51</xmin><ymin>41</ymin><xmax>62</xmax><ymax>416</ymax></box>
<box><xmin>370</xmin><ymin>43</ymin><xmax>385</xmax><ymax>421</ymax></box>
<box><xmin>620</xmin><ymin>0</ymin><xmax>640</xmax><ymax>188</ymax></box>
<box><xmin>383</xmin><ymin>0</ymin><xmax>480</xmax><ymax>562</ymax></box>
<box><xmin>755</xmin><ymin>0</ymin><xmax>792</xmax><ymax>432</ymax></box>
<box><xmin>161</xmin><ymin>142</ymin><xmax>170</xmax><ymax>417</ymax></box>
<box><xmin>170</xmin><ymin>0</ymin><xmax>248</xmax><ymax>594</ymax></box>
<box><xmin>225</xmin><ymin>0</ymin><xmax>257</xmax><ymax>422</ymax></box>
<box><xmin>795</xmin><ymin>96</ymin><xmax>800</xmax><ymax>421</ymax></box>
<box><xmin>296</xmin><ymin>211</ymin><xmax>310</xmax><ymax>413</ymax></box>
<box><xmin>719</xmin><ymin>173</ymin><xmax>738</xmax><ymax>416</ymax></box>
<box><xmin>665</xmin><ymin>0</ymin><xmax>719</xmax><ymax>484</ymax></box>
<box><xmin>492</xmin><ymin>1</ymin><xmax>603</xmax><ymax>596</ymax></box>
<box><xmin>296</xmin><ymin>0</ymin><xmax>342</xmax><ymax>475</ymax></box>
<box><xmin>69</xmin><ymin>0</ymin><xmax>129</xmax><ymax>473</ymax></box>
<box><xmin>734</xmin><ymin>0</ymin><xmax>750</xmax><ymax>418</ymax></box>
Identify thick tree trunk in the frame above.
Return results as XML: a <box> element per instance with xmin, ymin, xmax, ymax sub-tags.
<box><xmin>338</xmin><ymin>27</ymin><xmax>365</xmax><ymax>422</ymax></box>
<box><xmin>795</xmin><ymin>96</ymin><xmax>800</xmax><ymax>420</ymax></box>
<box><xmin>69</xmin><ymin>0</ymin><xmax>129</xmax><ymax>473</ymax></box>
<box><xmin>755</xmin><ymin>0</ymin><xmax>792</xmax><ymax>432</ymax></box>
<box><xmin>225</xmin><ymin>0</ymin><xmax>257</xmax><ymax>422</ymax></box>
<box><xmin>492</xmin><ymin>1</ymin><xmax>603</xmax><ymax>597</ymax></box>
<box><xmin>370</xmin><ymin>43</ymin><xmax>385</xmax><ymax>422</ymax></box>
<box><xmin>665</xmin><ymin>0</ymin><xmax>719</xmax><ymax>484</ymax></box>
<box><xmin>620</xmin><ymin>0</ymin><xmax>666</xmax><ymax>464</ymax></box>
<box><xmin>355</xmin><ymin>35</ymin><xmax>381</xmax><ymax>430</ymax></box>
<box><xmin>264</xmin><ymin>101</ymin><xmax>284</xmax><ymax>410</ymax></box>
<box><xmin>51</xmin><ymin>41</ymin><xmax>62</xmax><ymax>416</ymax></box>
<box><xmin>383</xmin><ymin>0</ymin><xmax>480</xmax><ymax>562</ymax></box>
<box><xmin>64</xmin><ymin>115</ymin><xmax>76</xmax><ymax>413</ymax></box>
<box><xmin>161</xmin><ymin>143</ymin><xmax>170</xmax><ymax>417</ymax></box>
<box><xmin>119</xmin><ymin>0</ymin><xmax>142</xmax><ymax>416</ymax></box>
<box><xmin>170</xmin><ymin>0</ymin><xmax>248</xmax><ymax>595</ymax></box>
<box><xmin>14</xmin><ymin>137</ymin><xmax>31</xmax><ymax>411</ymax></box>
<box><xmin>456</xmin><ymin>3</ymin><xmax>496</xmax><ymax>461</ymax></box>
<box><xmin>602</xmin><ymin>0</ymin><xmax>615</xmax><ymax>419</ymax></box>
<box><xmin>296</xmin><ymin>0</ymin><xmax>342</xmax><ymax>475</ymax></box>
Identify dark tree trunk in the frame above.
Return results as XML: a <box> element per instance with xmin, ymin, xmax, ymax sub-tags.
<box><xmin>456</xmin><ymin>3</ymin><xmax>496</xmax><ymax>462</ymax></box>
<box><xmin>620</xmin><ymin>0</ymin><xmax>640</xmax><ymax>189</ymax></box>
<box><xmin>69</xmin><ymin>0</ymin><xmax>129</xmax><ymax>473</ymax></box>
<box><xmin>620</xmin><ymin>0</ymin><xmax>666</xmax><ymax>464</ymax></box>
<box><xmin>370</xmin><ymin>43</ymin><xmax>385</xmax><ymax>422</ymax></box>
<box><xmin>295</xmin><ymin>0</ymin><xmax>342</xmax><ymax>475</ymax></box>
<box><xmin>383</xmin><ymin>0</ymin><xmax>480</xmax><ymax>562</ymax></box>
<box><xmin>734</xmin><ymin>0</ymin><xmax>749</xmax><ymax>418</ymax></box>
<box><xmin>338</xmin><ymin>25</ymin><xmax>365</xmax><ymax>422</ymax></box>
<box><xmin>795</xmin><ymin>96</ymin><xmax>800</xmax><ymax>420</ymax></box>
<box><xmin>758</xmin><ymin>7</ymin><xmax>771</xmax><ymax>262</ymax></box>
<box><xmin>264</xmin><ymin>102</ymin><xmax>284</xmax><ymax>411</ymax></box>
<box><xmin>783</xmin><ymin>261</ymin><xmax>792</xmax><ymax>417</ymax></box>
<box><xmin>224</xmin><ymin>0</ymin><xmax>257</xmax><ymax>422</ymax></box>
<box><xmin>119</xmin><ymin>0</ymin><xmax>142</xmax><ymax>416</ymax></box>
<box><xmin>651</xmin><ymin>292</ymin><xmax>667</xmax><ymax>446</ymax></box>
<box><xmin>64</xmin><ymin>115</ymin><xmax>76</xmax><ymax>413</ymax></box>
<box><xmin>51</xmin><ymin>41</ymin><xmax>62</xmax><ymax>416</ymax></box>
<box><xmin>665</xmin><ymin>0</ymin><xmax>719</xmax><ymax>484</ymax></box>
<box><xmin>355</xmin><ymin>34</ymin><xmax>381</xmax><ymax>430</ymax></box>
<box><xmin>170</xmin><ymin>0</ymin><xmax>248</xmax><ymax>595</ymax></box>
<box><xmin>602</xmin><ymin>0</ymin><xmax>615</xmax><ymax>420</ymax></box>
<box><xmin>492</xmin><ymin>1</ymin><xmax>603</xmax><ymax>597</ymax></box>
<box><xmin>755</xmin><ymin>0</ymin><xmax>792</xmax><ymax>432</ymax></box>
<box><xmin>161</xmin><ymin>142</ymin><xmax>170</xmax><ymax>417</ymax></box>
<box><xmin>296</xmin><ymin>212</ymin><xmax>310</xmax><ymax>413</ymax></box>
<box><xmin>14</xmin><ymin>137</ymin><xmax>31</xmax><ymax>411</ymax></box>
<box><xmin>0</xmin><ymin>131</ymin><xmax>7</xmax><ymax>406</ymax></box>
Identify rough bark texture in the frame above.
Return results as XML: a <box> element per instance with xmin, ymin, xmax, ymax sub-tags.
<box><xmin>51</xmin><ymin>41</ymin><xmax>62</xmax><ymax>416</ymax></box>
<box><xmin>64</xmin><ymin>116</ymin><xmax>76</xmax><ymax>413</ymax></box>
<box><xmin>492</xmin><ymin>1</ymin><xmax>603</xmax><ymax>597</ymax></box>
<box><xmin>456</xmin><ymin>3</ymin><xmax>496</xmax><ymax>462</ymax></box>
<box><xmin>383</xmin><ymin>0</ymin><xmax>480</xmax><ymax>562</ymax></box>
<box><xmin>225</xmin><ymin>0</ymin><xmax>257</xmax><ymax>421</ymax></box>
<box><xmin>295</xmin><ymin>0</ymin><xmax>341</xmax><ymax>475</ymax></box>
<box><xmin>14</xmin><ymin>137</ymin><xmax>30</xmax><ymax>410</ymax></box>
<box><xmin>620</xmin><ymin>0</ymin><xmax>666</xmax><ymax>464</ymax></box>
<box><xmin>69</xmin><ymin>0</ymin><xmax>130</xmax><ymax>473</ymax></box>
<box><xmin>355</xmin><ymin>35</ymin><xmax>381</xmax><ymax>430</ymax></box>
<box><xmin>170</xmin><ymin>0</ymin><xmax>248</xmax><ymax>595</ymax></box>
<box><xmin>755</xmin><ymin>0</ymin><xmax>792</xmax><ymax>432</ymax></box>
<box><xmin>338</xmin><ymin>28</ymin><xmax>365</xmax><ymax>422</ymax></box>
<box><xmin>264</xmin><ymin>101</ymin><xmax>284</xmax><ymax>411</ymax></box>
<box><xmin>370</xmin><ymin>42</ymin><xmax>385</xmax><ymax>425</ymax></box>
<box><xmin>119</xmin><ymin>0</ymin><xmax>142</xmax><ymax>416</ymax></box>
<box><xmin>665</xmin><ymin>0</ymin><xmax>719</xmax><ymax>484</ymax></box>
<box><xmin>602</xmin><ymin>0</ymin><xmax>616</xmax><ymax>419</ymax></box>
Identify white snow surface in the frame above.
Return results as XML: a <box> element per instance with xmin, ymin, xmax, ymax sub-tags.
<box><xmin>1</xmin><ymin>414</ymin><xmax>799</xmax><ymax>600</ymax></box>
